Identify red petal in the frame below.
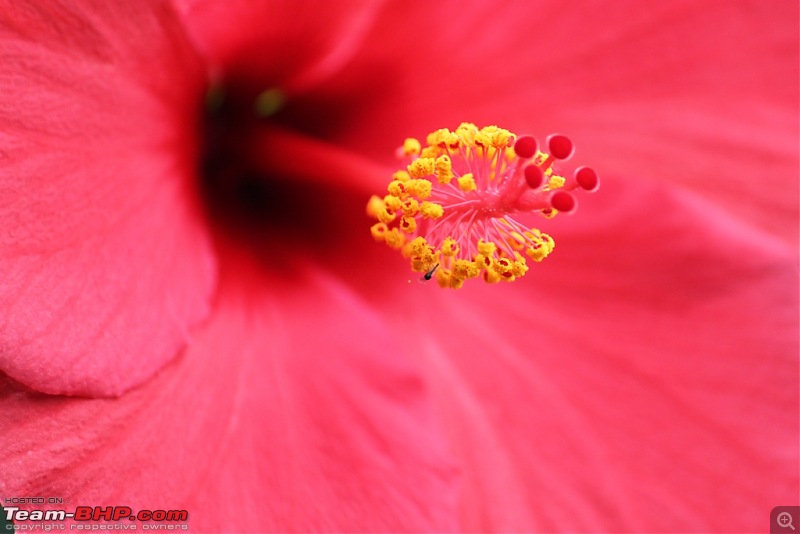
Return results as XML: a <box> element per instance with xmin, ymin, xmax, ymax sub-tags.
<box><xmin>0</xmin><ymin>244</ymin><xmax>458</xmax><ymax>531</ymax></box>
<box><xmin>178</xmin><ymin>0</ymin><xmax>385</xmax><ymax>95</ymax></box>
<box><xmin>246</xmin><ymin>124</ymin><xmax>390</xmax><ymax>194</ymax></box>
<box><xmin>289</xmin><ymin>1</ymin><xmax>798</xmax><ymax>244</ymax></box>
<box><xmin>0</xmin><ymin>1</ymin><xmax>215</xmax><ymax>395</ymax></box>
<box><xmin>379</xmin><ymin>177</ymin><xmax>798</xmax><ymax>532</ymax></box>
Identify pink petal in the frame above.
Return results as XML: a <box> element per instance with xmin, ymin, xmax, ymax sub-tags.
<box><xmin>263</xmin><ymin>0</ymin><xmax>797</xmax><ymax>244</ymax></box>
<box><xmin>0</xmin><ymin>1</ymin><xmax>216</xmax><ymax>396</ymax></box>
<box><xmin>177</xmin><ymin>0</ymin><xmax>386</xmax><ymax>95</ymax></box>
<box><xmin>0</xmin><ymin>242</ymin><xmax>458</xmax><ymax>532</ymax></box>
<box><xmin>374</xmin><ymin>176</ymin><xmax>798</xmax><ymax>532</ymax></box>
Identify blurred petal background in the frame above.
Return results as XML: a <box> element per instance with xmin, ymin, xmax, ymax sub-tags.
<box><xmin>1</xmin><ymin>0</ymin><xmax>797</xmax><ymax>532</ymax></box>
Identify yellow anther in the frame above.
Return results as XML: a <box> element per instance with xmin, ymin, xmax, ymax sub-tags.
<box><xmin>408</xmin><ymin>157</ymin><xmax>435</xmax><ymax>178</ymax></box>
<box><xmin>411</xmin><ymin>253</ymin><xmax>437</xmax><ymax>273</ymax></box>
<box><xmin>525</xmin><ymin>234</ymin><xmax>554</xmax><ymax>261</ymax></box>
<box><xmin>435</xmin><ymin>268</ymin><xmax>453</xmax><ymax>289</ymax></box>
<box><xmin>493</xmin><ymin>257</ymin><xmax>514</xmax><ymax>275</ymax></box>
<box><xmin>387</xmin><ymin>180</ymin><xmax>407</xmax><ymax>198</ymax></box>
<box><xmin>457</xmin><ymin>173</ymin><xmax>476</xmax><ymax>192</ymax></box>
<box><xmin>426</xmin><ymin>128</ymin><xmax>447</xmax><ymax>147</ymax></box>
<box><xmin>384</xmin><ymin>228</ymin><xmax>405</xmax><ymax>250</ymax></box>
<box><xmin>448</xmin><ymin>277</ymin><xmax>465</xmax><ymax>290</ymax></box>
<box><xmin>370</xmin><ymin>222</ymin><xmax>388</xmax><ymax>242</ymax></box>
<box><xmin>434</xmin><ymin>155</ymin><xmax>453</xmax><ymax>184</ymax></box>
<box><xmin>455</xmin><ymin>122</ymin><xmax>479</xmax><ymax>144</ymax></box>
<box><xmin>511</xmin><ymin>258</ymin><xmax>529</xmax><ymax>277</ymax></box>
<box><xmin>393</xmin><ymin>170</ymin><xmax>411</xmax><ymax>182</ymax></box>
<box><xmin>444</xmin><ymin>131</ymin><xmax>461</xmax><ymax>147</ymax></box>
<box><xmin>547</xmin><ymin>175</ymin><xmax>566</xmax><ymax>190</ymax></box>
<box><xmin>426</xmin><ymin>128</ymin><xmax>460</xmax><ymax>149</ymax></box>
<box><xmin>419</xmin><ymin>146</ymin><xmax>440</xmax><ymax>159</ymax></box>
<box><xmin>526</xmin><ymin>246</ymin><xmax>547</xmax><ymax>261</ymax></box>
<box><xmin>405</xmin><ymin>236</ymin><xmax>431</xmax><ymax>257</ymax></box>
<box><xmin>384</xmin><ymin>195</ymin><xmax>402</xmax><ymax>212</ymax></box>
<box><xmin>477</xmin><ymin>239</ymin><xmax>497</xmax><ymax>256</ymax></box>
<box><xmin>425</xmin><ymin>128</ymin><xmax>450</xmax><ymax>148</ymax></box>
<box><xmin>401</xmin><ymin>198</ymin><xmax>419</xmax><ymax>216</ymax></box>
<box><xmin>366</xmin><ymin>195</ymin><xmax>385</xmax><ymax>218</ymax></box>
<box><xmin>437</xmin><ymin>267</ymin><xmax>466</xmax><ymax>290</ymax></box>
<box><xmin>419</xmin><ymin>201</ymin><xmax>444</xmax><ymax>219</ymax></box>
<box><xmin>475</xmin><ymin>254</ymin><xmax>492</xmax><ymax>269</ymax></box>
<box><xmin>377</xmin><ymin>207</ymin><xmax>396</xmax><ymax>224</ymax></box>
<box><xmin>400</xmin><ymin>215</ymin><xmax>417</xmax><ymax>233</ymax></box>
<box><xmin>402</xmin><ymin>138</ymin><xmax>421</xmax><ymax>156</ymax></box>
<box><xmin>407</xmin><ymin>179</ymin><xmax>432</xmax><ymax>199</ymax></box>
<box><xmin>452</xmin><ymin>259</ymin><xmax>480</xmax><ymax>279</ymax></box>
<box><xmin>410</xmin><ymin>257</ymin><xmax>428</xmax><ymax>273</ymax></box>
<box><xmin>474</xmin><ymin>131</ymin><xmax>492</xmax><ymax>148</ymax></box>
<box><xmin>483</xmin><ymin>268</ymin><xmax>502</xmax><ymax>284</ymax></box>
<box><xmin>479</xmin><ymin>125</ymin><xmax>513</xmax><ymax>148</ymax></box>
<box><xmin>441</xmin><ymin>237</ymin><xmax>459</xmax><ymax>256</ymax></box>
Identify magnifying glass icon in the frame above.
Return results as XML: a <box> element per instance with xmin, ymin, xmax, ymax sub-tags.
<box><xmin>778</xmin><ymin>512</ymin><xmax>796</xmax><ymax>530</ymax></box>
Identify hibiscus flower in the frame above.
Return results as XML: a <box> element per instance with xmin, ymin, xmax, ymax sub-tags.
<box><xmin>1</xmin><ymin>0</ymin><xmax>797</xmax><ymax>532</ymax></box>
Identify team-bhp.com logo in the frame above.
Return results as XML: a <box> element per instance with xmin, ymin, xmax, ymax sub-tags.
<box><xmin>2</xmin><ymin>503</ymin><xmax>189</xmax><ymax>531</ymax></box>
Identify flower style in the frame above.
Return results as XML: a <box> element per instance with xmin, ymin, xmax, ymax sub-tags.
<box><xmin>1</xmin><ymin>0</ymin><xmax>798</xmax><ymax>532</ymax></box>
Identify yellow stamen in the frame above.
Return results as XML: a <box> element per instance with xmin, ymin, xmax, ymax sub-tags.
<box><xmin>376</xmin><ymin>207</ymin><xmax>395</xmax><ymax>224</ymax></box>
<box><xmin>407</xmin><ymin>179</ymin><xmax>432</xmax><ymax>199</ymax></box>
<box><xmin>434</xmin><ymin>155</ymin><xmax>453</xmax><ymax>184</ymax></box>
<box><xmin>384</xmin><ymin>228</ymin><xmax>405</xmax><ymax>250</ymax></box>
<box><xmin>400</xmin><ymin>215</ymin><xmax>417</xmax><ymax>233</ymax></box>
<box><xmin>457</xmin><ymin>173</ymin><xmax>476</xmax><ymax>192</ymax></box>
<box><xmin>547</xmin><ymin>175</ymin><xmax>566</xmax><ymax>189</ymax></box>
<box><xmin>401</xmin><ymin>198</ymin><xmax>419</xmax><ymax>216</ymax></box>
<box><xmin>408</xmin><ymin>158</ymin><xmax>435</xmax><ymax>178</ymax></box>
<box><xmin>366</xmin><ymin>195</ymin><xmax>384</xmax><ymax>218</ymax></box>
<box><xmin>441</xmin><ymin>237</ymin><xmax>459</xmax><ymax>256</ymax></box>
<box><xmin>393</xmin><ymin>170</ymin><xmax>411</xmax><ymax>182</ymax></box>
<box><xmin>402</xmin><ymin>138</ymin><xmax>421</xmax><ymax>157</ymax></box>
<box><xmin>367</xmin><ymin>122</ymin><xmax>596</xmax><ymax>289</ymax></box>
<box><xmin>387</xmin><ymin>180</ymin><xmax>407</xmax><ymax>198</ymax></box>
<box><xmin>384</xmin><ymin>196</ymin><xmax>402</xmax><ymax>213</ymax></box>
<box><xmin>419</xmin><ymin>201</ymin><xmax>444</xmax><ymax>219</ymax></box>
<box><xmin>370</xmin><ymin>222</ymin><xmax>388</xmax><ymax>241</ymax></box>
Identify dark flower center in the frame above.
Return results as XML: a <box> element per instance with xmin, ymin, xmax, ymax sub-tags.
<box><xmin>196</xmin><ymin>81</ymin><xmax>368</xmax><ymax>265</ymax></box>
